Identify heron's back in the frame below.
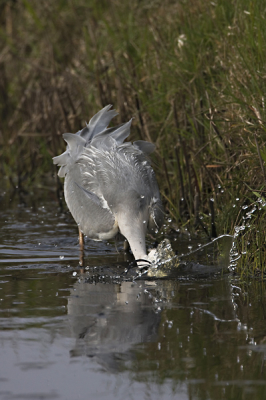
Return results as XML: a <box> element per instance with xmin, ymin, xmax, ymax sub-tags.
<box><xmin>53</xmin><ymin>105</ymin><xmax>164</xmax><ymax>257</ymax></box>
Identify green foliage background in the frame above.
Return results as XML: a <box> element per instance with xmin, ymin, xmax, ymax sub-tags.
<box><xmin>1</xmin><ymin>0</ymin><xmax>266</xmax><ymax>272</ymax></box>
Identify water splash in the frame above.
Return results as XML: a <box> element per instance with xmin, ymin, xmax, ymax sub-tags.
<box><xmin>146</xmin><ymin>239</ymin><xmax>179</xmax><ymax>278</ymax></box>
<box><xmin>229</xmin><ymin>197</ymin><xmax>266</xmax><ymax>271</ymax></box>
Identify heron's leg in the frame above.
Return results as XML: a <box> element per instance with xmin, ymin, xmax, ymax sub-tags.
<box><xmin>79</xmin><ymin>228</ymin><xmax>84</xmax><ymax>268</ymax></box>
<box><xmin>123</xmin><ymin>239</ymin><xmax>129</xmax><ymax>252</ymax></box>
<box><xmin>79</xmin><ymin>228</ymin><xmax>84</xmax><ymax>248</ymax></box>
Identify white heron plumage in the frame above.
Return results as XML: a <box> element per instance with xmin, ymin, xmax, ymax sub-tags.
<box><xmin>53</xmin><ymin>105</ymin><xmax>164</xmax><ymax>266</ymax></box>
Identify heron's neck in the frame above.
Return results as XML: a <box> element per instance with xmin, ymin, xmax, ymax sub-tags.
<box><xmin>117</xmin><ymin>212</ymin><xmax>147</xmax><ymax>260</ymax></box>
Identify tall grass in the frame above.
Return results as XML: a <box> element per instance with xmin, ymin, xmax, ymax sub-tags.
<box><xmin>1</xmin><ymin>0</ymin><xmax>266</xmax><ymax>273</ymax></box>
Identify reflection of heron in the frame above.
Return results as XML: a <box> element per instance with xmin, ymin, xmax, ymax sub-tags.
<box><xmin>67</xmin><ymin>279</ymin><xmax>161</xmax><ymax>371</ymax></box>
<box><xmin>53</xmin><ymin>106</ymin><xmax>163</xmax><ymax>266</ymax></box>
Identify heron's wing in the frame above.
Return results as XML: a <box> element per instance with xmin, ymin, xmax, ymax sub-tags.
<box><xmin>74</xmin><ymin>183</ymin><xmax>103</xmax><ymax>207</ymax></box>
<box><xmin>75</xmin><ymin>105</ymin><xmax>119</xmax><ymax>142</ymax></box>
<box><xmin>133</xmin><ymin>140</ymin><xmax>156</xmax><ymax>155</ymax></box>
<box><xmin>108</xmin><ymin>119</ymin><xmax>132</xmax><ymax>144</ymax></box>
<box><xmin>65</xmin><ymin>178</ymin><xmax>116</xmax><ymax>239</ymax></box>
<box><xmin>87</xmin><ymin>105</ymin><xmax>118</xmax><ymax>138</ymax></box>
<box><xmin>53</xmin><ymin>105</ymin><xmax>119</xmax><ymax>177</ymax></box>
<box><xmin>53</xmin><ymin>105</ymin><xmax>157</xmax><ymax>178</ymax></box>
<box><xmin>52</xmin><ymin>134</ymin><xmax>86</xmax><ymax>177</ymax></box>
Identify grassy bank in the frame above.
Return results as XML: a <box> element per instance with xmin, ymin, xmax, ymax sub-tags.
<box><xmin>1</xmin><ymin>0</ymin><xmax>266</xmax><ymax>274</ymax></box>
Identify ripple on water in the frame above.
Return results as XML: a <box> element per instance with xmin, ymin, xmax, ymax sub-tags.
<box><xmin>1</xmin><ymin>192</ymin><xmax>266</xmax><ymax>400</ymax></box>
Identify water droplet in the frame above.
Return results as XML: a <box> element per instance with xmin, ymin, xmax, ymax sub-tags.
<box><xmin>168</xmin><ymin>218</ymin><xmax>172</xmax><ymax>223</ymax></box>
<box><xmin>72</xmin><ymin>272</ymin><xmax>77</xmax><ymax>276</ymax></box>
<box><xmin>236</xmin><ymin>197</ymin><xmax>239</xmax><ymax>201</ymax></box>
<box><xmin>210</xmin><ymin>198</ymin><xmax>214</xmax><ymax>202</ymax></box>
<box><xmin>59</xmin><ymin>256</ymin><xmax>64</xmax><ymax>260</ymax></box>
<box><xmin>141</xmin><ymin>195</ymin><xmax>145</xmax><ymax>199</ymax></box>
<box><xmin>143</xmin><ymin>220</ymin><xmax>146</xmax><ymax>224</ymax></box>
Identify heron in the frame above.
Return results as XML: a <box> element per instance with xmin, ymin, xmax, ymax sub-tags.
<box><xmin>53</xmin><ymin>105</ymin><xmax>164</xmax><ymax>267</ymax></box>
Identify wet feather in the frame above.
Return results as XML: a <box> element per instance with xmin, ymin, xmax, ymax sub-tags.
<box><xmin>53</xmin><ymin>105</ymin><xmax>164</xmax><ymax>262</ymax></box>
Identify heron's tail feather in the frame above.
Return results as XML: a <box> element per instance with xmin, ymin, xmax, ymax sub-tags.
<box><xmin>53</xmin><ymin>105</ymin><xmax>155</xmax><ymax>178</ymax></box>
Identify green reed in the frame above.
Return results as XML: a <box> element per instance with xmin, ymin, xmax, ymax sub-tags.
<box><xmin>1</xmin><ymin>0</ymin><xmax>266</xmax><ymax>274</ymax></box>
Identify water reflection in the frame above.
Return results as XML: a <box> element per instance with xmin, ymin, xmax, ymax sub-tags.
<box><xmin>1</xmin><ymin>191</ymin><xmax>266</xmax><ymax>400</ymax></box>
<box><xmin>1</xmin><ymin>269</ymin><xmax>266</xmax><ymax>399</ymax></box>
<box><xmin>64</xmin><ymin>273</ymin><xmax>266</xmax><ymax>400</ymax></box>
<box><xmin>67</xmin><ymin>280</ymin><xmax>161</xmax><ymax>371</ymax></box>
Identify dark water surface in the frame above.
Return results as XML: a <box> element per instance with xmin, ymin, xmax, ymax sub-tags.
<box><xmin>1</xmin><ymin>191</ymin><xmax>266</xmax><ymax>400</ymax></box>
